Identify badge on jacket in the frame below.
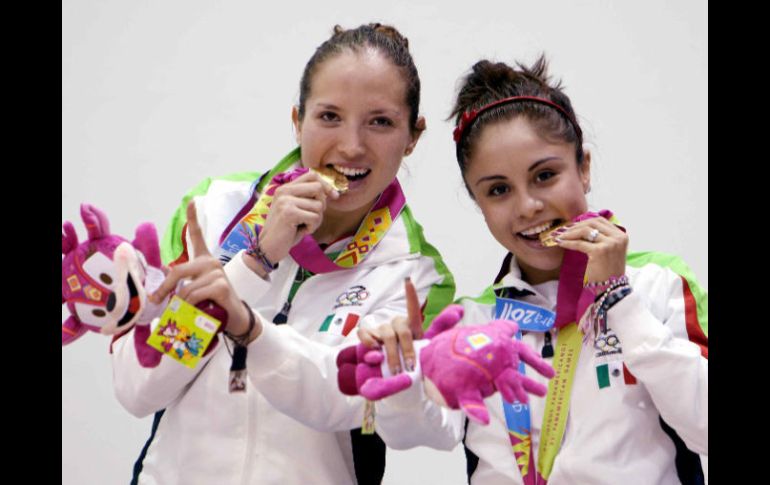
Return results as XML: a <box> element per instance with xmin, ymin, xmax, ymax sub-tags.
<box><xmin>594</xmin><ymin>330</ymin><xmax>637</xmax><ymax>389</ymax></box>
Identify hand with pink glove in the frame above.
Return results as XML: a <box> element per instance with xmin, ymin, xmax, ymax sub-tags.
<box><xmin>337</xmin><ymin>283</ymin><xmax>555</xmax><ymax>425</ymax></box>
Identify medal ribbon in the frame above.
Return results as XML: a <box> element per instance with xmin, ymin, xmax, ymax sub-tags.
<box><xmin>496</xmin><ymin>210</ymin><xmax>615</xmax><ymax>484</ymax></box>
<box><xmin>217</xmin><ymin>164</ymin><xmax>405</xmax><ymax>274</ymax></box>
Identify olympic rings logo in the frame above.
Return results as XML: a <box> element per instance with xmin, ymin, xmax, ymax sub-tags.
<box><xmin>334</xmin><ymin>285</ymin><xmax>369</xmax><ymax>308</ymax></box>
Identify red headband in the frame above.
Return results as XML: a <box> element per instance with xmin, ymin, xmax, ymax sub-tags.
<box><xmin>452</xmin><ymin>95</ymin><xmax>582</xmax><ymax>143</ymax></box>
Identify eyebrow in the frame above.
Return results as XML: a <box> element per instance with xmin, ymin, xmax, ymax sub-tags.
<box><xmin>313</xmin><ymin>103</ymin><xmax>402</xmax><ymax>117</ymax></box>
<box><xmin>475</xmin><ymin>175</ymin><xmax>507</xmax><ymax>187</ymax></box>
<box><xmin>528</xmin><ymin>157</ymin><xmax>562</xmax><ymax>171</ymax></box>
<box><xmin>369</xmin><ymin>108</ymin><xmax>402</xmax><ymax>117</ymax></box>
<box><xmin>315</xmin><ymin>103</ymin><xmax>341</xmax><ymax>111</ymax></box>
<box><xmin>474</xmin><ymin>157</ymin><xmax>563</xmax><ymax>187</ymax></box>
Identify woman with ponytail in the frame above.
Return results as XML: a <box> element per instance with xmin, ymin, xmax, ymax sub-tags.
<box><xmin>111</xmin><ymin>23</ymin><xmax>460</xmax><ymax>485</ymax></box>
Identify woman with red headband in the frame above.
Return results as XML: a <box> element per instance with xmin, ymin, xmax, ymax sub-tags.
<box><xmin>360</xmin><ymin>55</ymin><xmax>708</xmax><ymax>484</ymax></box>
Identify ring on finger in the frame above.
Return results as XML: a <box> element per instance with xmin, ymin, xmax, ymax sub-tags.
<box><xmin>585</xmin><ymin>228</ymin><xmax>600</xmax><ymax>242</ymax></box>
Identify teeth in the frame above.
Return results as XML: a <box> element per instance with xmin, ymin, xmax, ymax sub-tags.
<box><xmin>332</xmin><ymin>165</ymin><xmax>370</xmax><ymax>177</ymax></box>
<box><xmin>519</xmin><ymin>221</ymin><xmax>555</xmax><ymax>236</ymax></box>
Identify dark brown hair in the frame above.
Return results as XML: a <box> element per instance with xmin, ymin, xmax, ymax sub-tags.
<box><xmin>450</xmin><ymin>54</ymin><xmax>584</xmax><ymax>175</ymax></box>
<box><xmin>298</xmin><ymin>23</ymin><xmax>422</xmax><ymax>133</ymax></box>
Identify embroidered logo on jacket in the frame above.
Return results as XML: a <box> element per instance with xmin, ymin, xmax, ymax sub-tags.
<box><xmin>593</xmin><ymin>330</ymin><xmax>637</xmax><ymax>388</ymax></box>
<box><xmin>334</xmin><ymin>285</ymin><xmax>370</xmax><ymax>309</ymax></box>
<box><xmin>594</xmin><ymin>330</ymin><xmax>622</xmax><ymax>358</ymax></box>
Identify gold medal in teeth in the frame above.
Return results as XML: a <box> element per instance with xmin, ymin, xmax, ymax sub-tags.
<box><xmin>539</xmin><ymin>221</ymin><xmax>569</xmax><ymax>247</ymax></box>
<box><xmin>312</xmin><ymin>167</ymin><xmax>349</xmax><ymax>193</ymax></box>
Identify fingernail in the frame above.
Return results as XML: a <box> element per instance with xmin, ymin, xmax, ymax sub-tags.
<box><xmin>405</xmin><ymin>358</ymin><xmax>415</xmax><ymax>372</ymax></box>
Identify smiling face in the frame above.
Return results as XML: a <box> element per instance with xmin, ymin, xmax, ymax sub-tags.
<box><xmin>465</xmin><ymin>117</ymin><xmax>591</xmax><ymax>284</ymax></box>
<box><xmin>292</xmin><ymin>49</ymin><xmax>423</xmax><ymax>218</ymax></box>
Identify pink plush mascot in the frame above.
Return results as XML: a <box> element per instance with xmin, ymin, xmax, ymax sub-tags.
<box><xmin>62</xmin><ymin>204</ymin><xmax>226</xmax><ymax>367</ymax></box>
<box><xmin>337</xmin><ymin>304</ymin><xmax>555</xmax><ymax>425</ymax></box>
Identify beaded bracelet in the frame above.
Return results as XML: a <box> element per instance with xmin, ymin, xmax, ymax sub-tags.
<box><xmin>245</xmin><ymin>239</ymin><xmax>279</xmax><ymax>274</ymax></box>
<box><xmin>594</xmin><ymin>284</ymin><xmax>633</xmax><ymax>333</ymax></box>
<box><xmin>585</xmin><ymin>274</ymin><xmax>629</xmax><ymax>297</ymax></box>
<box><xmin>581</xmin><ymin>283</ymin><xmax>633</xmax><ymax>341</ymax></box>
<box><xmin>602</xmin><ymin>285</ymin><xmax>633</xmax><ymax>313</ymax></box>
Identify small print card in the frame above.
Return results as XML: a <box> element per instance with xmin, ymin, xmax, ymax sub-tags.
<box><xmin>146</xmin><ymin>295</ymin><xmax>222</xmax><ymax>368</ymax></box>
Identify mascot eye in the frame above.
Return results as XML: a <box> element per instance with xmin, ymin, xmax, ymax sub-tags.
<box><xmin>74</xmin><ymin>301</ymin><xmax>111</xmax><ymax>328</ymax></box>
<box><xmin>82</xmin><ymin>252</ymin><xmax>117</xmax><ymax>290</ymax></box>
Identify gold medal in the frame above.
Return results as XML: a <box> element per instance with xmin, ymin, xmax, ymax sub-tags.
<box><xmin>539</xmin><ymin>222</ymin><xmax>570</xmax><ymax>247</ymax></box>
<box><xmin>312</xmin><ymin>167</ymin><xmax>349</xmax><ymax>193</ymax></box>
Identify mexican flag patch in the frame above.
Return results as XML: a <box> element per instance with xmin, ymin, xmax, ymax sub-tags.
<box><xmin>319</xmin><ymin>313</ymin><xmax>360</xmax><ymax>337</ymax></box>
<box><xmin>596</xmin><ymin>361</ymin><xmax>637</xmax><ymax>389</ymax></box>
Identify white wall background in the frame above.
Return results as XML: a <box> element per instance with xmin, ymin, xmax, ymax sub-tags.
<box><xmin>62</xmin><ymin>1</ymin><xmax>707</xmax><ymax>483</ymax></box>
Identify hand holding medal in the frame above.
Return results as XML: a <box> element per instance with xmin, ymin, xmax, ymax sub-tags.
<box><xmin>312</xmin><ymin>166</ymin><xmax>349</xmax><ymax>194</ymax></box>
<box><xmin>540</xmin><ymin>214</ymin><xmax>629</xmax><ymax>284</ymax></box>
<box><xmin>256</xmin><ymin>169</ymin><xmax>342</xmax><ymax>265</ymax></box>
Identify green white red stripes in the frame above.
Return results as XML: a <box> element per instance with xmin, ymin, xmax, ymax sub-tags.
<box><xmin>596</xmin><ymin>361</ymin><xmax>637</xmax><ymax>388</ymax></box>
<box><xmin>319</xmin><ymin>313</ymin><xmax>360</xmax><ymax>337</ymax></box>
<box><xmin>626</xmin><ymin>251</ymin><xmax>708</xmax><ymax>359</ymax></box>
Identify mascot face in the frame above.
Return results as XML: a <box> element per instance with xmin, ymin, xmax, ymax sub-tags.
<box><xmin>62</xmin><ymin>204</ymin><xmax>153</xmax><ymax>345</ymax></box>
<box><xmin>63</xmin><ymin>241</ymin><xmax>148</xmax><ymax>336</ymax></box>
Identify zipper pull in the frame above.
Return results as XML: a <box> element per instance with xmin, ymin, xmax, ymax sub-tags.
<box><xmin>273</xmin><ymin>301</ymin><xmax>291</xmax><ymax>324</ymax></box>
<box><xmin>541</xmin><ymin>331</ymin><xmax>554</xmax><ymax>358</ymax></box>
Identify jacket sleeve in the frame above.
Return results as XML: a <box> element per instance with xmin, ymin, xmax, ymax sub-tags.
<box><xmin>111</xmin><ymin>326</ymin><xmax>219</xmax><ymax>418</ymax></box>
<box><xmin>112</xmin><ymin>181</ymin><xmax>268</xmax><ymax>418</ymax></box>
<box><xmin>609</xmin><ymin>258</ymin><xmax>708</xmax><ymax>455</ymax></box>
<box><xmin>246</xmin><ymin>257</ymin><xmax>464</xmax><ymax>450</ymax></box>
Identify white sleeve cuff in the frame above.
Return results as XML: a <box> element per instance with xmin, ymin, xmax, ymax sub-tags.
<box><xmin>223</xmin><ymin>250</ymin><xmax>272</xmax><ymax>306</ymax></box>
<box><xmin>245</xmin><ymin>318</ymin><xmax>293</xmax><ymax>378</ymax></box>
<box><xmin>609</xmin><ymin>291</ymin><xmax>673</xmax><ymax>359</ymax></box>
